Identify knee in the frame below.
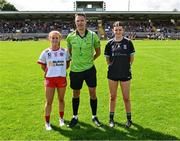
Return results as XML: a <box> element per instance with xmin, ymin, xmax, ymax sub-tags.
<box><xmin>73</xmin><ymin>90</ymin><xmax>80</xmax><ymax>98</ymax></box>
<box><xmin>46</xmin><ymin>101</ymin><xmax>53</xmax><ymax>106</ymax></box>
<box><xmin>90</xmin><ymin>94</ymin><xmax>97</xmax><ymax>100</ymax></box>
<box><xmin>59</xmin><ymin>98</ymin><xmax>64</xmax><ymax>103</ymax></box>
<box><xmin>123</xmin><ymin>97</ymin><xmax>130</xmax><ymax>103</ymax></box>
<box><xmin>110</xmin><ymin>95</ymin><xmax>116</xmax><ymax>102</ymax></box>
<box><xmin>89</xmin><ymin>88</ymin><xmax>96</xmax><ymax>99</ymax></box>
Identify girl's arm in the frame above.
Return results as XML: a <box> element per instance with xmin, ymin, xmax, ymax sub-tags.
<box><xmin>66</xmin><ymin>60</ymin><xmax>70</xmax><ymax>69</ymax></box>
<box><xmin>40</xmin><ymin>64</ymin><xmax>46</xmax><ymax>72</ymax></box>
<box><xmin>130</xmin><ymin>55</ymin><xmax>134</xmax><ymax>65</ymax></box>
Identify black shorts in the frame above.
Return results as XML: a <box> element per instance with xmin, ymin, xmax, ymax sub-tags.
<box><xmin>108</xmin><ymin>76</ymin><xmax>132</xmax><ymax>82</ymax></box>
<box><xmin>70</xmin><ymin>66</ymin><xmax>97</xmax><ymax>90</ymax></box>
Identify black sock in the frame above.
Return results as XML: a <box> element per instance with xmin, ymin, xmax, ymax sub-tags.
<box><xmin>127</xmin><ymin>112</ymin><xmax>131</xmax><ymax>121</ymax></box>
<box><xmin>109</xmin><ymin>112</ymin><xmax>114</xmax><ymax>121</ymax></box>
<box><xmin>72</xmin><ymin>97</ymin><xmax>79</xmax><ymax>116</ymax></box>
<box><xmin>90</xmin><ymin>98</ymin><xmax>97</xmax><ymax>116</ymax></box>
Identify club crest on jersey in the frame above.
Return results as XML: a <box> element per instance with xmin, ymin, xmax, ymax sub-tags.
<box><xmin>60</xmin><ymin>52</ymin><xmax>64</xmax><ymax>56</ymax></box>
<box><xmin>123</xmin><ymin>45</ymin><xmax>127</xmax><ymax>49</ymax></box>
<box><xmin>48</xmin><ymin>53</ymin><xmax>51</xmax><ymax>58</ymax></box>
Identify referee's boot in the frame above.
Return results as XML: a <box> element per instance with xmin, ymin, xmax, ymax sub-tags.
<box><xmin>92</xmin><ymin>116</ymin><xmax>101</xmax><ymax>127</ymax></box>
<box><xmin>67</xmin><ymin>117</ymin><xmax>78</xmax><ymax>128</ymax></box>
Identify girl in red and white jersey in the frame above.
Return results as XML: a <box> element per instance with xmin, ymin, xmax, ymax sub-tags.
<box><xmin>37</xmin><ymin>31</ymin><xmax>70</xmax><ymax>130</ymax></box>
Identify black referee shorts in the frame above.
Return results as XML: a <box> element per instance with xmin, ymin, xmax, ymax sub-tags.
<box><xmin>70</xmin><ymin>66</ymin><xmax>97</xmax><ymax>90</ymax></box>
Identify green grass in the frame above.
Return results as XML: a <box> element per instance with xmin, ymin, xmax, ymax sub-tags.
<box><xmin>0</xmin><ymin>40</ymin><xmax>180</xmax><ymax>140</ymax></box>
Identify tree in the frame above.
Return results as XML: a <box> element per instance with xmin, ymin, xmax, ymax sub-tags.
<box><xmin>2</xmin><ymin>3</ymin><xmax>18</xmax><ymax>11</ymax></box>
<box><xmin>0</xmin><ymin>0</ymin><xmax>18</xmax><ymax>11</ymax></box>
<box><xmin>0</xmin><ymin>0</ymin><xmax>6</xmax><ymax>9</ymax></box>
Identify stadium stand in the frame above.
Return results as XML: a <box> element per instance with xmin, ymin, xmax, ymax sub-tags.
<box><xmin>0</xmin><ymin>1</ymin><xmax>179</xmax><ymax>40</ymax></box>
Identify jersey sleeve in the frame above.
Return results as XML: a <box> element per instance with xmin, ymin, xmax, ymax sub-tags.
<box><xmin>93</xmin><ymin>32</ymin><xmax>100</xmax><ymax>49</ymax></box>
<box><xmin>129</xmin><ymin>40</ymin><xmax>135</xmax><ymax>56</ymax></box>
<box><xmin>104</xmin><ymin>42</ymin><xmax>111</xmax><ymax>58</ymax></box>
<box><xmin>65</xmin><ymin>49</ymin><xmax>71</xmax><ymax>61</ymax></box>
<box><xmin>37</xmin><ymin>51</ymin><xmax>46</xmax><ymax>65</ymax></box>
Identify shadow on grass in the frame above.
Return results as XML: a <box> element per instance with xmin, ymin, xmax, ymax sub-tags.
<box><xmin>51</xmin><ymin>120</ymin><xmax>179</xmax><ymax>140</ymax></box>
<box><xmin>115</xmin><ymin>122</ymin><xmax>179</xmax><ymax>140</ymax></box>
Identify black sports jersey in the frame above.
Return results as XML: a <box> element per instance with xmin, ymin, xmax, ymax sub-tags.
<box><xmin>104</xmin><ymin>37</ymin><xmax>135</xmax><ymax>79</ymax></box>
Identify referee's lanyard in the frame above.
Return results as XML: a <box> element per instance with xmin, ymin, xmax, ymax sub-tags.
<box><xmin>78</xmin><ymin>37</ymin><xmax>87</xmax><ymax>56</ymax></box>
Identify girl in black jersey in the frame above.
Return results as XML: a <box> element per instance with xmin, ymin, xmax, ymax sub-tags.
<box><xmin>104</xmin><ymin>21</ymin><xmax>135</xmax><ymax>128</ymax></box>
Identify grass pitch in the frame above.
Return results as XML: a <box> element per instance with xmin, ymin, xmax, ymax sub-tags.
<box><xmin>0</xmin><ymin>40</ymin><xmax>180</xmax><ymax>140</ymax></box>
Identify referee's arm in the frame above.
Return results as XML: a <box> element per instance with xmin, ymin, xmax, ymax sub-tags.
<box><xmin>105</xmin><ymin>57</ymin><xmax>110</xmax><ymax>65</ymax></box>
<box><xmin>68</xmin><ymin>47</ymin><xmax>72</xmax><ymax>57</ymax></box>
<box><xmin>94</xmin><ymin>47</ymin><xmax>101</xmax><ymax>60</ymax></box>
